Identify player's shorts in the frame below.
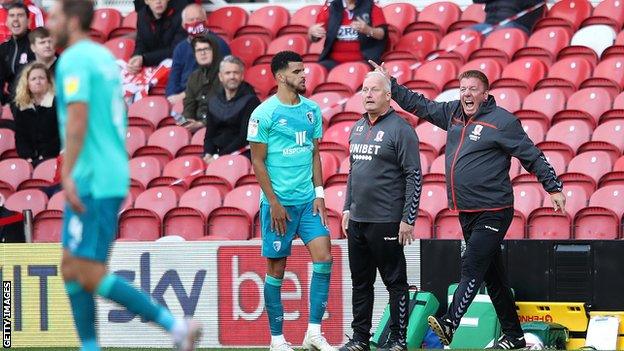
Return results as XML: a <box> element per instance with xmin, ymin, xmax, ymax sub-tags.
<box><xmin>260</xmin><ymin>200</ymin><xmax>329</xmax><ymax>258</ymax></box>
<box><xmin>62</xmin><ymin>195</ymin><xmax>124</xmax><ymax>263</ymax></box>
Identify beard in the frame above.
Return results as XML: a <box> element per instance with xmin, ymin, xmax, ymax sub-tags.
<box><xmin>285</xmin><ymin>78</ymin><xmax>306</xmax><ymax>94</ymax></box>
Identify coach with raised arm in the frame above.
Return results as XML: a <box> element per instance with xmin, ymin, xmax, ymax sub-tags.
<box><xmin>370</xmin><ymin>61</ymin><xmax>566</xmax><ymax>350</ymax></box>
<box><xmin>340</xmin><ymin>71</ymin><xmax>422</xmax><ymax>351</ymax></box>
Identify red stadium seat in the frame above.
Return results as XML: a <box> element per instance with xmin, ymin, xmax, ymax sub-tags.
<box><xmin>413</xmin><ymin>209</ymin><xmax>433</xmax><ymax>239</ymax></box>
<box><xmin>109</xmin><ymin>11</ymin><xmax>137</xmax><ymax>38</ymax></box>
<box><xmin>190</xmin><ymin>128</ymin><xmax>206</xmax><ymax>146</ymax></box>
<box><xmin>407</xmin><ymin>1</ymin><xmax>461</xmax><ymax>35</ymax></box>
<box><xmin>415</xmin><ymin>123</ymin><xmax>447</xmax><ymax>156</ymax></box>
<box><xmin>303</xmin><ymin>63</ymin><xmax>327</xmax><ymax>95</ymax></box>
<box><xmin>341</xmin><ymin>93</ymin><xmax>365</xmax><ymax>116</ymax></box>
<box><xmin>118</xmin><ymin>186</ymin><xmax>177</xmax><ymax>241</ymax></box>
<box><xmin>393</xmin><ymin>31</ymin><xmax>439</xmax><ymax>61</ymax></box>
<box><xmin>0</xmin><ymin>159</ymin><xmax>32</xmax><ymax>197</ymax></box>
<box><xmin>205</xmin><ymin>155</ymin><xmax>251</xmax><ymax>189</ymax></box>
<box><xmin>31</xmin><ymin>158</ymin><xmax>57</xmax><ymax>183</ymax></box>
<box><xmin>235</xmin><ymin>5</ymin><xmax>289</xmax><ymax>39</ymax></box>
<box><xmin>128</xmin><ymin>96</ymin><xmax>170</xmax><ymax>135</ymax></box>
<box><xmin>228</xmin><ymin>35</ymin><xmax>267</xmax><ymax>69</ymax></box>
<box><xmin>320</xmin><ymin>152</ymin><xmax>339</xmax><ymax>183</ymax></box>
<box><xmin>0</xmin><ymin>128</ymin><xmax>15</xmax><ymax>159</ymax></box>
<box><xmin>543</xmin><ymin>120</ymin><xmax>592</xmax><ymax>155</ymax></box>
<box><xmin>580</xmin><ymin>57</ymin><xmax>624</xmax><ymax>97</ymax></box>
<box><xmin>516</xmin><ymin>88</ymin><xmax>566</xmax><ymax>131</ymax></box>
<box><xmin>435</xmin><ymin>209</ymin><xmax>462</xmax><ymax>239</ymax></box>
<box><xmin>245</xmin><ymin>64</ymin><xmax>275</xmax><ymax>100</ymax></box>
<box><xmin>535</xmin><ymin>57</ymin><xmax>593</xmax><ymax>96</ymax></box>
<box><xmin>574</xmin><ymin>185</ymin><xmax>624</xmax><ymax>239</ymax></box>
<box><xmin>580</xmin><ymin>0</ymin><xmax>624</xmax><ymax>29</ymax></box>
<box><xmin>471</xmin><ymin>28</ymin><xmax>528</xmax><ymax>65</ymax></box>
<box><xmin>438</xmin><ymin>29</ymin><xmax>482</xmax><ymax>62</ymax></box>
<box><xmin>406</xmin><ymin>60</ymin><xmax>458</xmax><ymax>96</ymax></box>
<box><xmin>599</xmin><ymin>171</ymin><xmax>624</xmax><ymax>188</ymax></box>
<box><xmin>134</xmin><ymin>126</ymin><xmax>190</xmax><ymax>167</ymax></box>
<box><xmin>314</xmin><ymin>62</ymin><xmax>370</xmax><ymax>95</ymax></box>
<box><xmin>528</xmin><ymin>207</ymin><xmax>572</xmax><ymax>239</ymax></box>
<box><xmin>5</xmin><ymin>189</ymin><xmax>48</xmax><ymax>216</ymax></box>
<box><xmin>534</xmin><ymin>0</ymin><xmax>592</xmax><ymax>32</ymax></box>
<box><xmin>568</xmin><ymin>151</ymin><xmax>613</xmax><ymax>185</ymax></box>
<box><xmin>420</xmin><ymin>183</ymin><xmax>447</xmax><ymax>220</ymax></box>
<box><xmin>163</xmin><ymin>186</ymin><xmax>222</xmax><ymax>239</ymax></box>
<box><xmin>449</xmin><ymin>3</ymin><xmax>485</xmax><ymax>32</ymax></box>
<box><xmin>553</xmin><ymin>88</ymin><xmax>613</xmax><ymax>129</ymax></box>
<box><xmin>91</xmin><ymin>8</ymin><xmax>122</xmax><ymax>40</ymax></box>
<box><xmin>104</xmin><ymin>37</ymin><xmax>135</xmax><ymax>61</ymax></box>
<box><xmin>33</xmin><ymin>209</ymin><xmax>63</xmax><ymax>243</ymax></box>
<box><xmin>129</xmin><ymin>156</ymin><xmax>162</xmax><ymax>193</ymax></box>
<box><xmin>583</xmin><ymin>120</ymin><xmax>624</xmax><ymax>158</ymax></box>
<box><xmin>47</xmin><ymin>191</ymin><xmax>65</xmax><ymax>211</ymax></box>
<box><xmin>614</xmin><ymin>156</ymin><xmax>624</xmax><ymax>172</ymax></box>
<box><xmin>125</xmin><ymin>126</ymin><xmax>146</xmax><ymax>156</ymax></box>
<box><xmin>514</xmin><ymin>27</ymin><xmax>571</xmax><ymax>66</ymax></box>
<box><xmin>384</xmin><ymin>60</ymin><xmax>415</xmax><ymax>85</ymax></box>
<box><xmin>279</xmin><ymin>5</ymin><xmax>322</xmax><ymax>36</ymax></box>
<box><xmin>325</xmin><ymin>185</ymin><xmax>347</xmax><ymax>214</ymax></box>
<box><xmin>430</xmin><ymin>155</ymin><xmax>445</xmax><ymax>175</ymax></box>
<box><xmin>459</xmin><ymin>58</ymin><xmax>503</xmax><ymax>85</ymax></box>
<box><xmin>339</xmin><ymin>157</ymin><xmax>350</xmax><ymax>174</ymax></box>
<box><xmin>309</xmin><ymin>92</ymin><xmax>347</xmax><ymax>124</ymax></box>
<box><xmin>490</xmin><ymin>88</ymin><xmax>524</xmax><ymax>113</ymax></box>
<box><xmin>321</xmin><ymin>122</ymin><xmax>352</xmax><ymax>158</ymax></box>
<box><xmin>492</xmin><ymin>58</ymin><xmax>547</xmax><ymax>95</ymax></box>
<box><xmin>207</xmin><ymin>185</ymin><xmax>261</xmax><ymax>240</ymax></box>
<box><xmin>513</xmin><ymin>184</ymin><xmax>544</xmax><ymax>219</ymax></box>
<box><xmin>208</xmin><ymin>6</ymin><xmax>248</xmax><ymax>36</ymax></box>
<box><xmin>383</xmin><ymin>3</ymin><xmax>418</xmax><ymax>34</ymax></box>
<box><xmin>149</xmin><ymin>155</ymin><xmax>206</xmax><ymax>192</ymax></box>
<box><xmin>254</xmin><ymin>34</ymin><xmax>308</xmax><ymax>64</ymax></box>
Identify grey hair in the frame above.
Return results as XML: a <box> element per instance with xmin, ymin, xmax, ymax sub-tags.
<box><xmin>365</xmin><ymin>71</ymin><xmax>391</xmax><ymax>92</ymax></box>
<box><xmin>219</xmin><ymin>55</ymin><xmax>246</xmax><ymax>72</ymax></box>
<box><xmin>181</xmin><ymin>3</ymin><xmax>206</xmax><ymax>22</ymax></box>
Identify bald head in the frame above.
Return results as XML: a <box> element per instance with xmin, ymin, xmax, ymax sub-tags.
<box><xmin>182</xmin><ymin>3</ymin><xmax>206</xmax><ymax>25</ymax></box>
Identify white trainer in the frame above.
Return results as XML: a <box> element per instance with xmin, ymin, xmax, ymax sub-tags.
<box><xmin>270</xmin><ymin>340</ymin><xmax>295</xmax><ymax>351</ymax></box>
<box><xmin>302</xmin><ymin>331</ymin><xmax>337</xmax><ymax>351</ymax></box>
<box><xmin>174</xmin><ymin>318</ymin><xmax>203</xmax><ymax>351</ymax></box>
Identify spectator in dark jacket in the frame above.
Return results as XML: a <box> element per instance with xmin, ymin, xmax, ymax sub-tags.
<box><xmin>134</xmin><ymin>0</ymin><xmax>197</xmax><ymax>12</ymax></box>
<box><xmin>29</xmin><ymin>27</ymin><xmax>57</xmax><ymax>73</ymax></box>
<box><xmin>127</xmin><ymin>0</ymin><xmax>187</xmax><ymax>74</ymax></box>
<box><xmin>0</xmin><ymin>2</ymin><xmax>35</xmax><ymax>105</ymax></box>
<box><xmin>308</xmin><ymin>0</ymin><xmax>387</xmax><ymax>72</ymax></box>
<box><xmin>472</xmin><ymin>0</ymin><xmax>545</xmax><ymax>35</ymax></box>
<box><xmin>203</xmin><ymin>55</ymin><xmax>259</xmax><ymax>163</ymax></box>
<box><xmin>180</xmin><ymin>33</ymin><xmax>222</xmax><ymax>133</ymax></box>
<box><xmin>13</xmin><ymin>62</ymin><xmax>59</xmax><ymax>167</ymax></box>
<box><xmin>166</xmin><ymin>3</ymin><xmax>230</xmax><ymax>104</ymax></box>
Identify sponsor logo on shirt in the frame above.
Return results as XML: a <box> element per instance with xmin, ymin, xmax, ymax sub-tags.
<box><xmin>248</xmin><ymin>118</ymin><xmax>259</xmax><ymax>137</ymax></box>
<box><xmin>273</xmin><ymin>241</ymin><xmax>281</xmax><ymax>252</ymax></box>
<box><xmin>306</xmin><ymin>111</ymin><xmax>314</xmax><ymax>124</ymax></box>
<box><xmin>469</xmin><ymin>124</ymin><xmax>483</xmax><ymax>142</ymax></box>
<box><xmin>350</xmin><ymin>143</ymin><xmax>381</xmax><ymax>161</ymax></box>
<box><xmin>278</xmin><ymin>118</ymin><xmax>287</xmax><ymax>126</ymax></box>
<box><xmin>295</xmin><ymin>131</ymin><xmax>307</xmax><ymax>146</ymax></box>
<box><xmin>64</xmin><ymin>76</ymin><xmax>80</xmax><ymax>97</ymax></box>
<box><xmin>337</xmin><ymin>25</ymin><xmax>359</xmax><ymax>41</ymax></box>
<box><xmin>485</xmin><ymin>225</ymin><xmax>499</xmax><ymax>232</ymax></box>
<box><xmin>374</xmin><ymin>131</ymin><xmax>384</xmax><ymax>142</ymax></box>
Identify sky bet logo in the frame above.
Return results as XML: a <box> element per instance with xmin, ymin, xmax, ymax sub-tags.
<box><xmin>3</xmin><ymin>281</ymin><xmax>10</xmax><ymax>348</ymax></box>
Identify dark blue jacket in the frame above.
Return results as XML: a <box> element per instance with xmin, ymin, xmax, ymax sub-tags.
<box><xmin>165</xmin><ymin>33</ymin><xmax>231</xmax><ymax>96</ymax></box>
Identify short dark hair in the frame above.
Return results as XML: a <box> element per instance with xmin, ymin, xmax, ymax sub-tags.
<box><xmin>60</xmin><ymin>0</ymin><xmax>94</xmax><ymax>32</ymax></box>
<box><xmin>7</xmin><ymin>2</ymin><xmax>29</xmax><ymax>15</ymax></box>
<box><xmin>458</xmin><ymin>70</ymin><xmax>490</xmax><ymax>90</ymax></box>
<box><xmin>191</xmin><ymin>34</ymin><xmax>211</xmax><ymax>51</ymax></box>
<box><xmin>28</xmin><ymin>27</ymin><xmax>50</xmax><ymax>44</ymax></box>
<box><xmin>270</xmin><ymin>51</ymin><xmax>303</xmax><ymax>76</ymax></box>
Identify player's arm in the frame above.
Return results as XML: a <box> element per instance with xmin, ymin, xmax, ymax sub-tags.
<box><xmin>312</xmin><ymin>139</ymin><xmax>328</xmax><ymax>226</ymax></box>
<box><xmin>62</xmin><ymin>102</ymin><xmax>88</xmax><ymax>213</ymax></box>
<box><xmin>397</xmin><ymin>124</ymin><xmax>422</xmax><ymax>245</ymax></box>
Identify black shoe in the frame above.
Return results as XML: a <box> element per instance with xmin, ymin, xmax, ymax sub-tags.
<box><xmin>338</xmin><ymin>337</ymin><xmax>370</xmax><ymax>351</ymax></box>
<box><xmin>427</xmin><ymin>315</ymin><xmax>454</xmax><ymax>346</ymax></box>
<box><xmin>486</xmin><ymin>335</ymin><xmax>527</xmax><ymax>349</ymax></box>
<box><xmin>377</xmin><ymin>339</ymin><xmax>407</xmax><ymax>351</ymax></box>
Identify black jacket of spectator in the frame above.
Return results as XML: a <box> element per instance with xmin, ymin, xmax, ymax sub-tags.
<box><xmin>13</xmin><ymin>92</ymin><xmax>60</xmax><ymax>165</ymax></box>
<box><xmin>134</xmin><ymin>0</ymin><xmax>196</xmax><ymax>12</ymax></box>
<box><xmin>319</xmin><ymin>0</ymin><xmax>388</xmax><ymax>64</ymax></box>
<box><xmin>134</xmin><ymin>0</ymin><xmax>187</xmax><ymax>67</ymax></box>
<box><xmin>0</xmin><ymin>205</ymin><xmax>25</xmax><ymax>243</ymax></box>
<box><xmin>204</xmin><ymin>81</ymin><xmax>260</xmax><ymax>156</ymax></box>
<box><xmin>0</xmin><ymin>32</ymin><xmax>35</xmax><ymax>105</ymax></box>
<box><xmin>473</xmin><ymin>0</ymin><xmax>544</xmax><ymax>33</ymax></box>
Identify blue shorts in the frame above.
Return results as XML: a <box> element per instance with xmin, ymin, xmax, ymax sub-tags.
<box><xmin>261</xmin><ymin>200</ymin><xmax>329</xmax><ymax>258</ymax></box>
<box><xmin>62</xmin><ymin>196</ymin><xmax>124</xmax><ymax>263</ymax></box>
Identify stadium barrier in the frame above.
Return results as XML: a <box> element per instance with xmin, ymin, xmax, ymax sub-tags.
<box><xmin>0</xmin><ymin>240</ymin><xmax>422</xmax><ymax>348</ymax></box>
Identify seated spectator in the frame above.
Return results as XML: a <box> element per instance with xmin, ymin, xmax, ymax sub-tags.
<box><xmin>134</xmin><ymin>0</ymin><xmax>197</xmax><ymax>12</ymax></box>
<box><xmin>166</xmin><ymin>3</ymin><xmax>231</xmax><ymax>104</ymax></box>
<box><xmin>13</xmin><ymin>62</ymin><xmax>59</xmax><ymax>167</ymax></box>
<box><xmin>0</xmin><ymin>194</ymin><xmax>26</xmax><ymax>243</ymax></box>
<box><xmin>472</xmin><ymin>0</ymin><xmax>545</xmax><ymax>35</ymax></box>
<box><xmin>180</xmin><ymin>33</ymin><xmax>222</xmax><ymax>133</ymax></box>
<box><xmin>28</xmin><ymin>27</ymin><xmax>57</xmax><ymax>73</ymax></box>
<box><xmin>127</xmin><ymin>0</ymin><xmax>187</xmax><ymax>74</ymax></box>
<box><xmin>0</xmin><ymin>2</ymin><xmax>35</xmax><ymax>105</ymax></box>
<box><xmin>203</xmin><ymin>55</ymin><xmax>259</xmax><ymax>162</ymax></box>
<box><xmin>308</xmin><ymin>0</ymin><xmax>387</xmax><ymax>72</ymax></box>
<box><xmin>0</xmin><ymin>0</ymin><xmax>45</xmax><ymax>30</ymax></box>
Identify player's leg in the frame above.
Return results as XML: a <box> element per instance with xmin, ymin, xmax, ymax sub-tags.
<box><xmin>61</xmin><ymin>196</ymin><xmax>201</xmax><ymax>350</ymax></box>
<box><xmin>339</xmin><ymin>220</ymin><xmax>376</xmax><ymax>351</ymax></box>
<box><xmin>367</xmin><ymin>222</ymin><xmax>409</xmax><ymax>351</ymax></box>
<box><xmin>261</xmin><ymin>203</ymin><xmax>297</xmax><ymax>350</ymax></box>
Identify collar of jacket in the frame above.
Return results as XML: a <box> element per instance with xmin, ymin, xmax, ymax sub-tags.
<box><xmin>362</xmin><ymin>106</ymin><xmax>394</xmax><ymax>125</ymax></box>
<box><xmin>20</xmin><ymin>91</ymin><xmax>54</xmax><ymax>111</ymax></box>
<box><xmin>148</xmin><ymin>6</ymin><xmax>175</xmax><ymax>23</ymax></box>
<box><xmin>460</xmin><ymin>94</ymin><xmax>497</xmax><ymax>121</ymax></box>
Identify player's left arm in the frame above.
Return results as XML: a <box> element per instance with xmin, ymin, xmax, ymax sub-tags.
<box><xmin>312</xmin><ymin>138</ymin><xmax>328</xmax><ymax>226</ymax></box>
<box><xmin>62</xmin><ymin>102</ymin><xmax>87</xmax><ymax>213</ymax></box>
<box><xmin>397</xmin><ymin>123</ymin><xmax>422</xmax><ymax>245</ymax></box>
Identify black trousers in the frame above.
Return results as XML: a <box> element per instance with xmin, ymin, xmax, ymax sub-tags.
<box><xmin>445</xmin><ymin>207</ymin><xmax>523</xmax><ymax>338</ymax></box>
<box><xmin>347</xmin><ymin>220</ymin><xmax>409</xmax><ymax>343</ymax></box>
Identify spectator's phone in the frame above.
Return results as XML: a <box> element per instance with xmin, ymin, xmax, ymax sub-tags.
<box><xmin>172</xmin><ymin>111</ymin><xmax>191</xmax><ymax>126</ymax></box>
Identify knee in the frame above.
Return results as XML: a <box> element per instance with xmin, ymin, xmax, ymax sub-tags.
<box><xmin>315</xmin><ymin>253</ymin><xmax>332</xmax><ymax>263</ymax></box>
